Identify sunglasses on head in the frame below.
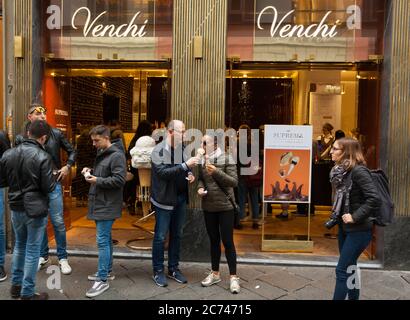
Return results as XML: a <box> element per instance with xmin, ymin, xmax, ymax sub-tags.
<box><xmin>30</xmin><ymin>106</ymin><xmax>47</xmax><ymax>114</ymax></box>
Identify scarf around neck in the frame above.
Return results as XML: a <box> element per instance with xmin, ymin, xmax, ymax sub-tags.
<box><xmin>330</xmin><ymin>163</ymin><xmax>350</xmax><ymax>190</ymax></box>
<box><xmin>329</xmin><ymin>162</ymin><xmax>353</xmax><ymax>218</ymax></box>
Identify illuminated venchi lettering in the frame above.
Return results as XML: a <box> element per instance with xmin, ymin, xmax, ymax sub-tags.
<box><xmin>71</xmin><ymin>7</ymin><xmax>148</xmax><ymax>38</ymax></box>
<box><xmin>257</xmin><ymin>6</ymin><xmax>338</xmax><ymax>38</ymax></box>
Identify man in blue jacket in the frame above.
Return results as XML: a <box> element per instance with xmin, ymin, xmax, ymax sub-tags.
<box><xmin>150</xmin><ymin>120</ymin><xmax>199</xmax><ymax>287</ymax></box>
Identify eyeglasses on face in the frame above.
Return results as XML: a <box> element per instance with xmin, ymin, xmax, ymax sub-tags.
<box><xmin>30</xmin><ymin>106</ymin><xmax>47</xmax><ymax>114</ymax></box>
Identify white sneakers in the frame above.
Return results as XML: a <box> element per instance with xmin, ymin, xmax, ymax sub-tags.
<box><xmin>59</xmin><ymin>259</ymin><xmax>72</xmax><ymax>275</ymax></box>
<box><xmin>37</xmin><ymin>257</ymin><xmax>49</xmax><ymax>271</ymax></box>
<box><xmin>201</xmin><ymin>272</ymin><xmax>221</xmax><ymax>287</ymax></box>
<box><xmin>201</xmin><ymin>271</ymin><xmax>240</xmax><ymax>294</ymax></box>
<box><xmin>38</xmin><ymin>258</ymin><xmax>72</xmax><ymax>275</ymax></box>
<box><xmin>230</xmin><ymin>276</ymin><xmax>241</xmax><ymax>294</ymax></box>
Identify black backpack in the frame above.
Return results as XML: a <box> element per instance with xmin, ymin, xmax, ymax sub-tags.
<box><xmin>368</xmin><ymin>169</ymin><xmax>395</xmax><ymax>227</ymax></box>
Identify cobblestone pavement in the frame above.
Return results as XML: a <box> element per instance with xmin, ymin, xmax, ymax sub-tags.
<box><xmin>1</xmin><ymin>255</ymin><xmax>410</xmax><ymax>300</ymax></box>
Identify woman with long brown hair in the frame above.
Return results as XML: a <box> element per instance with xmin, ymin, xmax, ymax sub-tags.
<box><xmin>329</xmin><ymin>138</ymin><xmax>380</xmax><ymax>300</ymax></box>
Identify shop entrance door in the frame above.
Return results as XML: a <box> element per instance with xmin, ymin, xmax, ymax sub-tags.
<box><xmin>43</xmin><ymin>60</ymin><xmax>171</xmax><ymax>250</ymax></box>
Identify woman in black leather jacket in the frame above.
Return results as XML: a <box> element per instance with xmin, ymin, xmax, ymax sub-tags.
<box><xmin>329</xmin><ymin>138</ymin><xmax>380</xmax><ymax>300</ymax></box>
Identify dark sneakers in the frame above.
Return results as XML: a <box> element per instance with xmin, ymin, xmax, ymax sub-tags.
<box><xmin>0</xmin><ymin>266</ymin><xmax>7</xmax><ymax>282</ymax></box>
<box><xmin>21</xmin><ymin>292</ymin><xmax>49</xmax><ymax>300</ymax></box>
<box><xmin>153</xmin><ymin>271</ymin><xmax>168</xmax><ymax>287</ymax></box>
<box><xmin>167</xmin><ymin>269</ymin><xmax>187</xmax><ymax>284</ymax></box>
<box><xmin>10</xmin><ymin>285</ymin><xmax>22</xmax><ymax>299</ymax></box>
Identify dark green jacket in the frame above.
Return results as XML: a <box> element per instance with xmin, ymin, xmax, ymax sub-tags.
<box><xmin>198</xmin><ymin>152</ymin><xmax>238</xmax><ymax>213</ymax></box>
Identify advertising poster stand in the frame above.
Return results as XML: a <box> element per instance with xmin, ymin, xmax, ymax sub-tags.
<box><xmin>262</xmin><ymin>125</ymin><xmax>314</xmax><ymax>252</ymax></box>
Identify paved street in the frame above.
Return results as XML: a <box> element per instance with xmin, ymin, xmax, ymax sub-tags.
<box><xmin>1</xmin><ymin>254</ymin><xmax>410</xmax><ymax>300</ymax></box>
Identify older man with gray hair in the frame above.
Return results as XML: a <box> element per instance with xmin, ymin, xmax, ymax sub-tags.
<box><xmin>150</xmin><ymin>120</ymin><xmax>200</xmax><ymax>287</ymax></box>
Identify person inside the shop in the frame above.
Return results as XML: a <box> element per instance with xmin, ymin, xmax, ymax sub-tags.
<box><xmin>0</xmin><ymin>129</ymin><xmax>11</xmax><ymax>282</ymax></box>
<box><xmin>82</xmin><ymin>125</ymin><xmax>127</xmax><ymax>298</ymax></box>
<box><xmin>15</xmin><ymin>104</ymin><xmax>77</xmax><ymax>276</ymax></box>
<box><xmin>317</xmin><ymin>122</ymin><xmax>335</xmax><ymax>161</ymax></box>
<box><xmin>329</xmin><ymin>138</ymin><xmax>380</xmax><ymax>300</ymax></box>
<box><xmin>150</xmin><ymin>120</ymin><xmax>200</xmax><ymax>287</ymax></box>
<box><xmin>197</xmin><ymin>134</ymin><xmax>241</xmax><ymax>294</ymax></box>
<box><xmin>335</xmin><ymin>130</ymin><xmax>346</xmax><ymax>141</ymax></box>
<box><xmin>236</xmin><ymin>124</ymin><xmax>262</xmax><ymax>229</ymax></box>
<box><xmin>73</xmin><ymin>125</ymin><xmax>96</xmax><ymax>207</ymax></box>
<box><xmin>1</xmin><ymin>120</ymin><xmax>57</xmax><ymax>300</ymax></box>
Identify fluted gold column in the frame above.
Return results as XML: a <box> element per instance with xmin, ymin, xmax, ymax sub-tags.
<box><xmin>385</xmin><ymin>0</ymin><xmax>410</xmax><ymax>217</ymax></box>
<box><xmin>171</xmin><ymin>0</ymin><xmax>227</xmax><ymax>132</ymax></box>
<box><xmin>14</xmin><ymin>0</ymin><xmax>33</xmax><ymax>134</ymax></box>
<box><xmin>171</xmin><ymin>0</ymin><xmax>227</xmax><ymax>211</ymax></box>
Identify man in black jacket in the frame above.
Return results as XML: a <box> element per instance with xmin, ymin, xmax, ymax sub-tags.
<box><xmin>0</xmin><ymin>120</ymin><xmax>56</xmax><ymax>300</ymax></box>
<box><xmin>16</xmin><ymin>104</ymin><xmax>77</xmax><ymax>274</ymax></box>
<box><xmin>82</xmin><ymin>125</ymin><xmax>126</xmax><ymax>298</ymax></box>
<box><xmin>0</xmin><ymin>130</ymin><xmax>11</xmax><ymax>282</ymax></box>
<box><xmin>150</xmin><ymin>120</ymin><xmax>199</xmax><ymax>287</ymax></box>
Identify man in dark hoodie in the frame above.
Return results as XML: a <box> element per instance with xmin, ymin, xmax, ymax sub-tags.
<box><xmin>0</xmin><ymin>120</ymin><xmax>56</xmax><ymax>300</ymax></box>
<box><xmin>82</xmin><ymin>125</ymin><xmax>126</xmax><ymax>298</ymax></box>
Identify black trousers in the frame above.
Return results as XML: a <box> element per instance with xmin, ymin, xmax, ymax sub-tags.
<box><xmin>203</xmin><ymin>210</ymin><xmax>237</xmax><ymax>275</ymax></box>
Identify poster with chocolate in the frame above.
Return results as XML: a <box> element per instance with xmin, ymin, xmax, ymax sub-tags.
<box><xmin>263</xmin><ymin>125</ymin><xmax>313</xmax><ymax>203</ymax></box>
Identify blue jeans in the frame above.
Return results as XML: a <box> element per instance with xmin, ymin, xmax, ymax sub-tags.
<box><xmin>40</xmin><ymin>183</ymin><xmax>67</xmax><ymax>260</ymax></box>
<box><xmin>238</xmin><ymin>178</ymin><xmax>260</xmax><ymax>220</ymax></box>
<box><xmin>0</xmin><ymin>188</ymin><xmax>5</xmax><ymax>267</ymax></box>
<box><xmin>152</xmin><ymin>195</ymin><xmax>187</xmax><ymax>273</ymax></box>
<box><xmin>11</xmin><ymin>211</ymin><xmax>47</xmax><ymax>297</ymax></box>
<box><xmin>95</xmin><ymin>220</ymin><xmax>115</xmax><ymax>282</ymax></box>
<box><xmin>333</xmin><ymin>229</ymin><xmax>372</xmax><ymax>300</ymax></box>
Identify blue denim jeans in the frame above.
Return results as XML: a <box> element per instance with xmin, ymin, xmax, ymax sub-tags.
<box><xmin>238</xmin><ymin>178</ymin><xmax>260</xmax><ymax>220</ymax></box>
<box><xmin>11</xmin><ymin>211</ymin><xmax>47</xmax><ymax>297</ymax></box>
<box><xmin>95</xmin><ymin>220</ymin><xmax>115</xmax><ymax>282</ymax></box>
<box><xmin>333</xmin><ymin>229</ymin><xmax>372</xmax><ymax>300</ymax></box>
<box><xmin>0</xmin><ymin>188</ymin><xmax>5</xmax><ymax>267</ymax></box>
<box><xmin>152</xmin><ymin>195</ymin><xmax>187</xmax><ymax>273</ymax></box>
<box><xmin>40</xmin><ymin>183</ymin><xmax>67</xmax><ymax>260</ymax></box>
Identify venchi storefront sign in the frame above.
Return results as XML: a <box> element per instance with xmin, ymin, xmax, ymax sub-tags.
<box><xmin>43</xmin><ymin>2</ymin><xmax>172</xmax><ymax>60</ymax></box>
<box><xmin>46</xmin><ymin>5</ymin><xmax>149</xmax><ymax>38</ymax></box>
<box><xmin>257</xmin><ymin>5</ymin><xmax>362</xmax><ymax>38</ymax></box>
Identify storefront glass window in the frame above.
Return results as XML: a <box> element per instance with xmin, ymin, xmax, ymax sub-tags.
<box><xmin>227</xmin><ymin>0</ymin><xmax>385</xmax><ymax>62</ymax></box>
<box><xmin>41</xmin><ymin>0</ymin><xmax>173</xmax><ymax>60</ymax></box>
